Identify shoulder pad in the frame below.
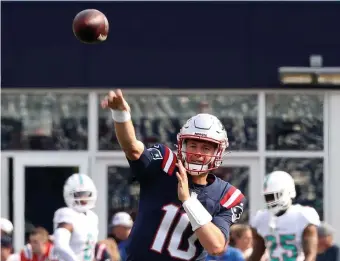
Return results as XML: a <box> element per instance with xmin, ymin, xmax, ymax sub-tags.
<box><xmin>88</xmin><ymin>210</ymin><xmax>99</xmax><ymax>223</ymax></box>
<box><xmin>300</xmin><ymin>206</ymin><xmax>320</xmax><ymax>226</ymax></box>
<box><xmin>220</xmin><ymin>185</ymin><xmax>245</xmax><ymax>209</ymax></box>
<box><xmin>250</xmin><ymin>209</ymin><xmax>266</xmax><ymax>229</ymax></box>
<box><xmin>149</xmin><ymin>144</ymin><xmax>177</xmax><ymax>176</ymax></box>
<box><xmin>53</xmin><ymin>207</ymin><xmax>76</xmax><ymax>226</ymax></box>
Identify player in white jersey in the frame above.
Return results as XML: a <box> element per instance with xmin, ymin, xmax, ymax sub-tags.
<box><xmin>53</xmin><ymin>174</ymin><xmax>99</xmax><ymax>261</ymax></box>
<box><xmin>248</xmin><ymin>171</ymin><xmax>320</xmax><ymax>261</ymax></box>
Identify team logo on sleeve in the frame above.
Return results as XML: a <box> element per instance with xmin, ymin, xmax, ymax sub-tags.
<box><xmin>231</xmin><ymin>203</ymin><xmax>244</xmax><ymax>223</ymax></box>
<box><xmin>147</xmin><ymin>148</ymin><xmax>163</xmax><ymax>160</ymax></box>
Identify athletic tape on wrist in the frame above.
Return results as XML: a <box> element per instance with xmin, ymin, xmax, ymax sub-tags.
<box><xmin>182</xmin><ymin>197</ymin><xmax>212</xmax><ymax>231</ymax></box>
<box><xmin>111</xmin><ymin>109</ymin><xmax>131</xmax><ymax>123</ymax></box>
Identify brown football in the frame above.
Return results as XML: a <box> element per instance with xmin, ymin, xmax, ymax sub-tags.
<box><xmin>72</xmin><ymin>9</ymin><xmax>109</xmax><ymax>44</ymax></box>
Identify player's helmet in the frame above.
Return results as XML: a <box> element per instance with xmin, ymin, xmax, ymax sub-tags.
<box><xmin>263</xmin><ymin>171</ymin><xmax>296</xmax><ymax>215</ymax></box>
<box><xmin>63</xmin><ymin>173</ymin><xmax>97</xmax><ymax>213</ymax></box>
<box><xmin>177</xmin><ymin>113</ymin><xmax>229</xmax><ymax>175</ymax></box>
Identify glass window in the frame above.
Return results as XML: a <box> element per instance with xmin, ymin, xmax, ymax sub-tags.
<box><xmin>266</xmin><ymin>94</ymin><xmax>324</xmax><ymax>150</ymax></box>
<box><xmin>107</xmin><ymin>166</ymin><xmax>139</xmax><ymax>223</ymax></box>
<box><xmin>1</xmin><ymin>93</ymin><xmax>88</xmax><ymax>150</ymax></box>
<box><xmin>266</xmin><ymin>158</ymin><xmax>323</xmax><ymax>220</ymax></box>
<box><xmin>99</xmin><ymin>94</ymin><xmax>258</xmax><ymax>151</ymax></box>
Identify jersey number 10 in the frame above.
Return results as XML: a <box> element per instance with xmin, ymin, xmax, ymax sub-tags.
<box><xmin>151</xmin><ymin>204</ymin><xmax>197</xmax><ymax>260</ymax></box>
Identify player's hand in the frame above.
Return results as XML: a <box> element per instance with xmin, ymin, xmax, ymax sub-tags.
<box><xmin>176</xmin><ymin>160</ymin><xmax>190</xmax><ymax>203</ymax></box>
<box><xmin>101</xmin><ymin>89</ymin><xmax>130</xmax><ymax>112</ymax></box>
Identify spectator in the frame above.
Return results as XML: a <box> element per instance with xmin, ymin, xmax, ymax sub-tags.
<box><xmin>1</xmin><ymin>235</ymin><xmax>19</xmax><ymax>261</ymax></box>
<box><xmin>1</xmin><ymin>218</ymin><xmax>13</xmax><ymax>236</ymax></box>
<box><xmin>20</xmin><ymin>227</ymin><xmax>57</xmax><ymax>261</ymax></box>
<box><xmin>95</xmin><ymin>238</ymin><xmax>121</xmax><ymax>261</ymax></box>
<box><xmin>230</xmin><ymin>224</ymin><xmax>269</xmax><ymax>261</ymax></box>
<box><xmin>108</xmin><ymin>212</ymin><xmax>133</xmax><ymax>261</ymax></box>
<box><xmin>317</xmin><ymin>222</ymin><xmax>339</xmax><ymax>261</ymax></box>
<box><xmin>206</xmin><ymin>245</ymin><xmax>245</xmax><ymax>261</ymax></box>
<box><xmin>230</xmin><ymin>224</ymin><xmax>253</xmax><ymax>258</ymax></box>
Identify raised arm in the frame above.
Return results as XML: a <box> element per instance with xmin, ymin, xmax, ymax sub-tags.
<box><xmin>101</xmin><ymin>89</ymin><xmax>144</xmax><ymax>160</ymax></box>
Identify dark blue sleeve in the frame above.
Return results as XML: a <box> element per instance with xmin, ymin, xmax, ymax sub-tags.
<box><xmin>127</xmin><ymin>144</ymin><xmax>177</xmax><ymax>181</ymax></box>
<box><xmin>212</xmin><ymin>197</ymin><xmax>246</xmax><ymax>241</ymax></box>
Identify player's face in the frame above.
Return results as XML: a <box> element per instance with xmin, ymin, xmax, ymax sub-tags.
<box><xmin>29</xmin><ymin>234</ymin><xmax>46</xmax><ymax>254</ymax></box>
<box><xmin>185</xmin><ymin>139</ymin><xmax>217</xmax><ymax>165</ymax></box>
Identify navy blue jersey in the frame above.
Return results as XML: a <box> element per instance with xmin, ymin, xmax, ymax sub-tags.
<box><xmin>125</xmin><ymin>144</ymin><xmax>245</xmax><ymax>261</ymax></box>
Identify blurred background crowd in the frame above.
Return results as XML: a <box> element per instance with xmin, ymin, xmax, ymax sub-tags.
<box><xmin>1</xmin><ymin>216</ymin><xmax>338</xmax><ymax>261</ymax></box>
<box><xmin>1</xmin><ymin>1</ymin><xmax>340</xmax><ymax>261</ymax></box>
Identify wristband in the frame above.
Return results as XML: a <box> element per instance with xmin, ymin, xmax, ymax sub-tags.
<box><xmin>182</xmin><ymin>197</ymin><xmax>212</xmax><ymax>231</ymax></box>
<box><xmin>110</xmin><ymin>109</ymin><xmax>131</xmax><ymax>123</ymax></box>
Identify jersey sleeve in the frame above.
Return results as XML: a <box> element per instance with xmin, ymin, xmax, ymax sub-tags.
<box><xmin>53</xmin><ymin>207</ymin><xmax>76</xmax><ymax>229</ymax></box>
<box><xmin>212</xmin><ymin>186</ymin><xmax>246</xmax><ymax>240</ymax></box>
<box><xmin>300</xmin><ymin>206</ymin><xmax>320</xmax><ymax>227</ymax></box>
<box><xmin>250</xmin><ymin>210</ymin><xmax>265</xmax><ymax>230</ymax></box>
<box><xmin>127</xmin><ymin>144</ymin><xmax>177</xmax><ymax>181</ymax></box>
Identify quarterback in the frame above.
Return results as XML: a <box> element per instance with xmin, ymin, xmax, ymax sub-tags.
<box><xmin>101</xmin><ymin>89</ymin><xmax>245</xmax><ymax>261</ymax></box>
<box><xmin>248</xmin><ymin>171</ymin><xmax>320</xmax><ymax>261</ymax></box>
<box><xmin>53</xmin><ymin>174</ymin><xmax>99</xmax><ymax>261</ymax></box>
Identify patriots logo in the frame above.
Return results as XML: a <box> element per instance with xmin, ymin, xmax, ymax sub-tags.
<box><xmin>231</xmin><ymin>203</ymin><xmax>244</xmax><ymax>223</ymax></box>
<box><xmin>147</xmin><ymin>148</ymin><xmax>163</xmax><ymax>160</ymax></box>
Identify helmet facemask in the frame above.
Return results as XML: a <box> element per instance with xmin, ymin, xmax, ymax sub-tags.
<box><xmin>63</xmin><ymin>174</ymin><xmax>97</xmax><ymax>213</ymax></box>
<box><xmin>177</xmin><ymin>135</ymin><xmax>227</xmax><ymax>176</ymax></box>
<box><xmin>65</xmin><ymin>189</ymin><xmax>97</xmax><ymax>213</ymax></box>
<box><xmin>176</xmin><ymin>113</ymin><xmax>229</xmax><ymax>176</ymax></box>
<box><xmin>264</xmin><ymin>189</ymin><xmax>292</xmax><ymax>215</ymax></box>
<box><xmin>262</xmin><ymin>171</ymin><xmax>296</xmax><ymax>215</ymax></box>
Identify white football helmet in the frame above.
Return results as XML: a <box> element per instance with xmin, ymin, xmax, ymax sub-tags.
<box><xmin>263</xmin><ymin>171</ymin><xmax>296</xmax><ymax>215</ymax></box>
<box><xmin>177</xmin><ymin>113</ymin><xmax>229</xmax><ymax>175</ymax></box>
<box><xmin>63</xmin><ymin>173</ymin><xmax>97</xmax><ymax>213</ymax></box>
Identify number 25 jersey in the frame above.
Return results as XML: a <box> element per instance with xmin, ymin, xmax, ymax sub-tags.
<box><xmin>250</xmin><ymin>204</ymin><xmax>320</xmax><ymax>261</ymax></box>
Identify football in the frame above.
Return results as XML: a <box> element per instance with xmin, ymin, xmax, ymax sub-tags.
<box><xmin>72</xmin><ymin>9</ymin><xmax>109</xmax><ymax>44</ymax></box>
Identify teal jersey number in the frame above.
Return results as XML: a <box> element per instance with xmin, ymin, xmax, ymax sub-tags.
<box><xmin>84</xmin><ymin>233</ymin><xmax>94</xmax><ymax>261</ymax></box>
<box><xmin>265</xmin><ymin>234</ymin><xmax>298</xmax><ymax>261</ymax></box>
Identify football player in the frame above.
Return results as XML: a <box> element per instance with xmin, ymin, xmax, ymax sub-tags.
<box><xmin>101</xmin><ymin>89</ymin><xmax>246</xmax><ymax>261</ymax></box>
<box><xmin>53</xmin><ymin>174</ymin><xmax>99</xmax><ymax>261</ymax></box>
<box><xmin>248</xmin><ymin>171</ymin><xmax>320</xmax><ymax>261</ymax></box>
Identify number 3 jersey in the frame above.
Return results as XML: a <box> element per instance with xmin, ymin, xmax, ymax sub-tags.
<box><xmin>126</xmin><ymin>144</ymin><xmax>246</xmax><ymax>261</ymax></box>
<box><xmin>53</xmin><ymin>207</ymin><xmax>99</xmax><ymax>261</ymax></box>
<box><xmin>250</xmin><ymin>204</ymin><xmax>320</xmax><ymax>261</ymax></box>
